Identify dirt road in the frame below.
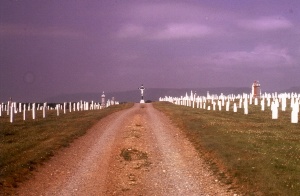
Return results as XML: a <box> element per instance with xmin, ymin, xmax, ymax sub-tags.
<box><xmin>16</xmin><ymin>103</ymin><xmax>235</xmax><ymax>195</ymax></box>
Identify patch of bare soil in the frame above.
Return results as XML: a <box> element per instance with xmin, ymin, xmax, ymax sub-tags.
<box><xmin>15</xmin><ymin>103</ymin><xmax>238</xmax><ymax>196</ymax></box>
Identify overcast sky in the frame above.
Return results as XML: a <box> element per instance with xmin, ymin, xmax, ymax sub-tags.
<box><xmin>1</xmin><ymin>0</ymin><xmax>300</xmax><ymax>102</ymax></box>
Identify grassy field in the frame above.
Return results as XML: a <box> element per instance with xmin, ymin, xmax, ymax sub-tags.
<box><xmin>153</xmin><ymin>101</ymin><xmax>300</xmax><ymax>196</ymax></box>
<box><xmin>0</xmin><ymin>103</ymin><xmax>133</xmax><ymax>194</ymax></box>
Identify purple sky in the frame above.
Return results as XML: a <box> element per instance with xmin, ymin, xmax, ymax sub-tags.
<box><xmin>1</xmin><ymin>0</ymin><xmax>300</xmax><ymax>102</ymax></box>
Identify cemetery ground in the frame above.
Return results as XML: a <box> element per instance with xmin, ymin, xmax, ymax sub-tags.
<box><xmin>1</xmin><ymin>103</ymin><xmax>235</xmax><ymax>196</ymax></box>
<box><xmin>0</xmin><ymin>103</ymin><xmax>133</xmax><ymax>195</ymax></box>
<box><xmin>0</xmin><ymin>101</ymin><xmax>299</xmax><ymax>195</ymax></box>
<box><xmin>153</xmin><ymin>101</ymin><xmax>300</xmax><ymax>196</ymax></box>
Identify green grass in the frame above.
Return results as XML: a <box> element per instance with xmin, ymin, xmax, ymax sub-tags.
<box><xmin>0</xmin><ymin>103</ymin><xmax>133</xmax><ymax>194</ymax></box>
<box><xmin>153</xmin><ymin>101</ymin><xmax>300</xmax><ymax>196</ymax></box>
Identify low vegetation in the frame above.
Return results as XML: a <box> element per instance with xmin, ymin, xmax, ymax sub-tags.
<box><xmin>0</xmin><ymin>103</ymin><xmax>133</xmax><ymax>194</ymax></box>
<box><xmin>153</xmin><ymin>101</ymin><xmax>300</xmax><ymax>196</ymax></box>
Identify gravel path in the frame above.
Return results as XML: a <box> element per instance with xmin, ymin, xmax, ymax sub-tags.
<box><xmin>16</xmin><ymin>103</ymin><xmax>236</xmax><ymax>196</ymax></box>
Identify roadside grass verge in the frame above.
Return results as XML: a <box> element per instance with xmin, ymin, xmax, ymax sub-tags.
<box><xmin>0</xmin><ymin>103</ymin><xmax>133</xmax><ymax>194</ymax></box>
<box><xmin>153</xmin><ymin>101</ymin><xmax>300</xmax><ymax>196</ymax></box>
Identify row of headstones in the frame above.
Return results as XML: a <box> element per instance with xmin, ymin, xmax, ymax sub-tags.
<box><xmin>0</xmin><ymin>100</ymin><xmax>118</xmax><ymax>123</ymax></box>
<box><xmin>159</xmin><ymin>91</ymin><xmax>300</xmax><ymax>123</ymax></box>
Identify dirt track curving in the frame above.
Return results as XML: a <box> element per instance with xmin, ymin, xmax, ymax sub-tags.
<box><xmin>16</xmin><ymin>103</ymin><xmax>235</xmax><ymax>195</ymax></box>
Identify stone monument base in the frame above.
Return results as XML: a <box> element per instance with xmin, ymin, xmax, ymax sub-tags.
<box><xmin>140</xmin><ymin>100</ymin><xmax>145</xmax><ymax>103</ymax></box>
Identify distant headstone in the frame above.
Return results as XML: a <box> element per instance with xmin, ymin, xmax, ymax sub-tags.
<box><xmin>43</xmin><ymin>103</ymin><xmax>47</xmax><ymax>118</ymax></box>
<box><xmin>23</xmin><ymin>104</ymin><xmax>26</xmax><ymax>121</ymax></box>
<box><xmin>10</xmin><ymin>103</ymin><xmax>14</xmax><ymax>123</ymax></box>
<box><xmin>244</xmin><ymin>98</ymin><xmax>248</xmax><ymax>115</ymax></box>
<box><xmin>261</xmin><ymin>98</ymin><xmax>265</xmax><ymax>111</ymax></box>
<box><xmin>271</xmin><ymin>101</ymin><xmax>278</xmax><ymax>119</ymax></box>
<box><xmin>32</xmin><ymin>103</ymin><xmax>36</xmax><ymax>120</ymax></box>
<box><xmin>226</xmin><ymin>101</ymin><xmax>230</xmax><ymax>111</ymax></box>
<box><xmin>64</xmin><ymin>102</ymin><xmax>66</xmax><ymax>114</ymax></box>
<box><xmin>233</xmin><ymin>103</ymin><xmax>237</xmax><ymax>112</ymax></box>
<box><xmin>56</xmin><ymin>104</ymin><xmax>60</xmax><ymax>116</ymax></box>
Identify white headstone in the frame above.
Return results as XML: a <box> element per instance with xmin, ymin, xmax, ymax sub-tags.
<box><xmin>32</xmin><ymin>103</ymin><xmax>36</xmax><ymax>120</ymax></box>
<box><xmin>7</xmin><ymin>101</ymin><xmax>11</xmax><ymax>115</ymax></box>
<box><xmin>233</xmin><ymin>103</ymin><xmax>237</xmax><ymax>112</ymax></box>
<box><xmin>244</xmin><ymin>98</ymin><xmax>248</xmax><ymax>115</ymax></box>
<box><xmin>10</xmin><ymin>104</ymin><xmax>14</xmax><ymax>123</ymax></box>
<box><xmin>261</xmin><ymin>99</ymin><xmax>265</xmax><ymax>111</ymax></box>
<box><xmin>43</xmin><ymin>103</ymin><xmax>46</xmax><ymax>118</ymax></box>
<box><xmin>64</xmin><ymin>102</ymin><xmax>66</xmax><ymax>114</ymax></box>
<box><xmin>23</xmin><ymin>104</ymin><xmax>26</xmax><ymax>121</ymax></box>
<box><xmin>56</xmin><ymin>104</ymin><xmax>60</xmax><ymax>116</ymax></box>
<box><xmin>271</xmin><ymin>101</ymin><xmax>278</xmax><ymax>119</ymax></box>
<box><xmin>291</xmin><ymin>110</ymin><xmax>298</xmax><ymax>123</ymax></box>
<box><xmin>226</xmin><ymin>101</ymin><xmax>230</xmax><ymax>111</ymax></box>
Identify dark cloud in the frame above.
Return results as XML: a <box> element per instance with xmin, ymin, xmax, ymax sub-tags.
<box><xmin>1</xmin><ymin>0</ymin><xmax>300</xmax><ymax>102</ymax></box>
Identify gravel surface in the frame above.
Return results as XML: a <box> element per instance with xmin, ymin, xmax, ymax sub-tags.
<box><xmin>16</xmin><ymin>103</ymin><xmax>237</xmax><ymax>196</ymax></box>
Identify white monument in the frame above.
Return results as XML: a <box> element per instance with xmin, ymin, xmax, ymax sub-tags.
<box><xmin>138</xmin><ymin>84</ymin><xmax>145</xmax><ymax>103</ymax></box>
<box><xmin>101</xmin><ymin>91</ymin><xmax>106</xmax><ymax>108</ymax></box>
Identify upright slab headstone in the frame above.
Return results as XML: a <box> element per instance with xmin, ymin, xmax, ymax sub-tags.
<box><xmin>23</xmin><ymin>104</ymin><xmax>26</xmax><ymax>121</ymax></box>
<box><xmin>261</xmin><ymin>98</ymin><xmax>265</xmax><ymax>111</ymax></box>
<box><xmin>271</xmin><ymin>101</ymin><xmax>278</xmax><ymax>119</ymax></box>
<box><xmin>226</xmin><ymin>101</ymin><xmax>230</xmax><ymax>111</ymax></box>
<box><xmin>233</xmin><ymin>103</ymin><xmax>237</xmax><ymax>112</ymax></box>
<box><xmin>64</xmin><ymin>102</ymin><xmax>66</xmax><ymax>114</ymax></box>
<box><xmin>32</xmin><ymin>103</ymin><xmax>36</xmax><ymax>120</ymax></box>
<box><xmin>291</xmin><ymin>98</ymin><xmax>299</xmax><ymax>123</ymax></box>
<box><xmin>244</xmin><ymin>98</ymin><xmax>248</xmax><ymax>115</ymax></box>
<box><xmin>56</xmin><ymin>104</ymin><xmax>60</xmax><ymax>116</ymax></box>
<box><xmin>291</xmin><ymin>110</ymin><xmax>298</xmax><ymax>123</ymax></box>
<box><xmin>43</xmin><ymin>103</ymin><xmax>46</xmax><ymax>118</ymax></box>
<box><xmin>7</xmin><ymin>99</ymin><xmax>11</xmax><ymax>115</ymax></box>
<box><xmin>10</xmin><ymin>104</ymin><xmax>14</xmax><ymax>123</ymax></box>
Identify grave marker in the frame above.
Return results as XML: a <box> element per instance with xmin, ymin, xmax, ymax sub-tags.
<box><xmin>23</xmin><ymin>104</ymin><xmax>26</xmax><ymax>121</ymax></box>
<box><xmin>32</xmin><ymin>103</ymin><xmax>36</xmax><ymax>120</ymax></box>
